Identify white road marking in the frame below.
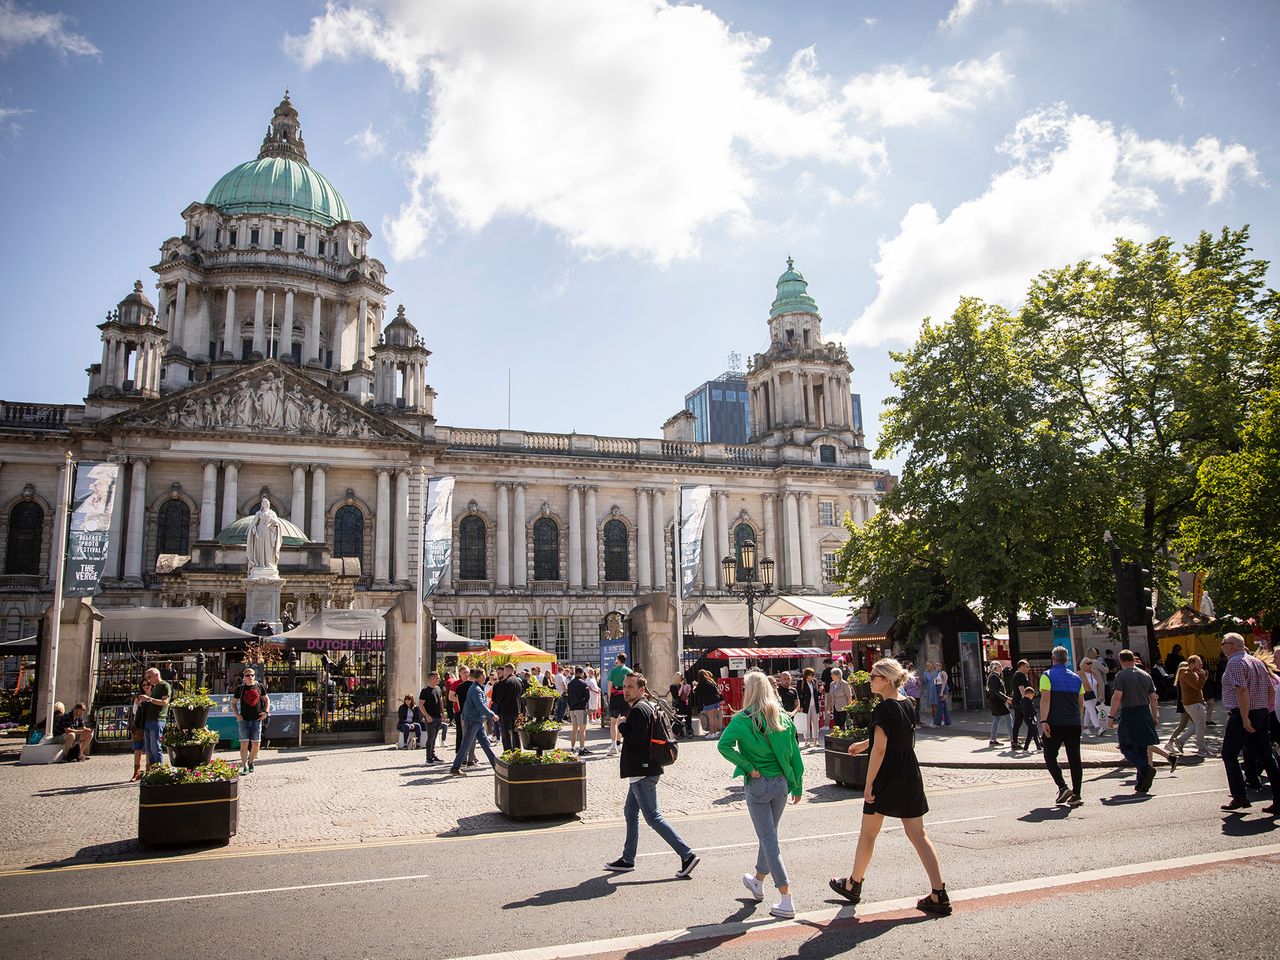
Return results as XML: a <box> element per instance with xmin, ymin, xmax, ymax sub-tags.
<box><xmin>634</xmin><ymin>815</ymin><xmax>996</xmax><ymax>858</ymax></box>
<box><xmin>443</xmin><ymin>842</ymin><xmax>1280</xmax><ymax>960</ymax></box>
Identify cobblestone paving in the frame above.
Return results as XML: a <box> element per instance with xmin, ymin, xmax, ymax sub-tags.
<box><xmin>0</xmin><ymin>727</ymin><xmax>1063</xmax><ymax>870</ymax></box>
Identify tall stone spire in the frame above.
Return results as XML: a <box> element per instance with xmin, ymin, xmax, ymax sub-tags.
<box><xmin>257</xmin><ymin>91</ymin><xmax>308</xmax><ymax>164</ymax></box>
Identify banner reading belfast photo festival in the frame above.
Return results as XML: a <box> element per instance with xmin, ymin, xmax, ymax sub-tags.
<box><xmin>64</xmin><ymin>461</ymin><xmax>120</xmax><ymax>597</ymax></box>
<box><xmin>421</xmin><ymin>476</ymin><xmax>455</xmax><ymax>600</ymax></box>
<box><xmin>678</xmin><ymin>485</ymin><xmax>712</xmax><ymax>598</ymax></box>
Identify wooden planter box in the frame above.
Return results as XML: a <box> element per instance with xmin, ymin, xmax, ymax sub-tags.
<box><xmin>824</xmin><ymin>735</ymin><xmax>869</xmax><ymax>789</ymax></box>
<box><xmin>494</xmin><ymin>758</ymin><xmax>586</xmax><ymax>820</ymax></box>
<box><xmin>139</xmin><ymin>778</ymin><xmax>239</xmax><ymax>847</ymax></box>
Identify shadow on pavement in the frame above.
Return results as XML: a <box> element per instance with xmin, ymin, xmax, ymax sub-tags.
<box><xmin>504</xmin><ymin>873</ymin><xmax>670</xmax><ymax>910</ymax></box>
<box><xmin>1221</xmin><ymin>815</ymin><xmax>1277</xmax><ymax>837</ymax></box>
<box><xmin>803</xmin><ymin>783</ymin><xmax>863</xmax><ymax>805</ymax></box>
<box><xmin>1018</xmin><ymin>806</ymin><xmax>1071</xmax><ymax>823</ymax></box>
<box><xmin>23</xmin><ymin>836</ymin><xmax>235</xmax><ymax>871</ymax></box>
<box><xmin>1098</xmin><ymin>794</ymin><xmax>1153</xmax><ymax>806</ymax></box>
<box><xmin>35</xmin><ymin>781</ymin><xmax>138</xmax><ymax>797</ymax></box>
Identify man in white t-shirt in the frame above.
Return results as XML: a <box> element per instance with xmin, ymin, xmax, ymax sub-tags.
<box><xmin>553</xmin><ymin>665</ymin><xmax>570</xmax><ymax>722</ymax></box>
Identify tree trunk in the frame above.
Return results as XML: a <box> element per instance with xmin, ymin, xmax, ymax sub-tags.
<box><xmin>1008</xmin><ymin>605</ymin><xmax>1021</xmax><ymax>660</ymax></box>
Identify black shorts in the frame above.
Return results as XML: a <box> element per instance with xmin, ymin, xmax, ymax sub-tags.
<box><xmin>608</xmin><ymin>693</ymin><xmax>628</xmax><ymax>719</ymax></box>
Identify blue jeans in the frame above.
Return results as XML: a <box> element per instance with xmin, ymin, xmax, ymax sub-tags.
<box><xmin>1119</xmin><ymin>741</ymin><xmax>1152</xmax><ymax>774</ymax></box>
<box><xmin>989</xmin><ymin>713</ymin><xmax>1012</xmax><ymax>741</ymax></box>
<box><xmin>451</xmin><ymin>718</ymin><xmax>498</xmax><ymax>773</ymax></box>
<box><xmin>554</xmin><ymin>695</ymin><xmax>569</xmax><ymax>722</ymax></box>
<box><xmin>935</xmin><ymin>698</ymin><xmax>951</xmax><ymax>725</ymax></box>
<box><xmin>623</xmin><ymin>775</ymin><xmax>693</xmax><ymax>863</ymax></box>
<box><xmin>143</xmin><ymin>719</ymin><xmax>165</xmax><ymax>764</ymax></box>
<box><xmin>1222</xmin><ymin>708</ymin><xmax>1279</xmax><ymax>801</ymax></box>
<box><xmin>238</xmin><ymin>718</ymin><xmax>263</xmax><ymax>742</ymax></box>
<box><xmin>745</xmin><ymin>774</ymin><xmax>790</xmax><ymax>887</ymax></box>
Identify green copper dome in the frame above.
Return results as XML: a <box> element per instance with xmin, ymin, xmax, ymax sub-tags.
<box><xmin>769</xmin><ymin>256</ymin><xmax>820</xmax><ymax>318</ymax></box>
<box><xmin>216</xmin><ymin>513</ymin><xmax>310</xmax><ymax>546</ymax></box>
<box><xmin>205</xmin><ymin>157</ymin><xmax>351</xmax><ymax>227</ymax></box>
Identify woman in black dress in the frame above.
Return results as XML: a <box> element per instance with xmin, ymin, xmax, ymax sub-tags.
<box><xmin>829</xmin><ymin>657</ymin><xmax>950</xmax><ymax>916</ymax></box>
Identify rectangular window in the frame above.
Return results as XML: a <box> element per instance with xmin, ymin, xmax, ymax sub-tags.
<box><xmin>296</xmin><ymin>234</ymin><xmax>307</xmax><ymax>251</ymax></box>
<box><xmin>452</xmin><ymin>617</ymin><xmax>470</xmax><ymax>638</ymax></box>
<box><xmin>529</xmin><ymin>617</ymin><xmax>545</xmax><ymax>645</ymax></box>
<box><xmin>273</xmin><ymin>229</ymin><xmax>284</xmax><ymax>247</ymax></box>
<box><xmin>822</xmin><ymin>551</ymin><xmax>838</xmax><ymax>584</ymax></box>
<box><xmin>318</xmin><ymin>239</ymin><xmax>327</xmax><ymax>255</ymax></box>
<box><xmin>478</xmin><ymin>616</ymin><xmax>497</xmax><ymax>641</ymax></box>
<box><xmin>555</xmin><ymin>617</ymin><xmax>570</xmax><ymax>662</ymax></box>
<box><xmin>711</xmin><ymin>388</ymin><xmax>723</xmax><ymax>401</ymax></box>
<box><xmin>228</xmin><ymin>229</ymin><xmax>237</xmax><ymax>248</ymax></box>
<box><xmin>818</xmin><ymin>499</ymin><xmax>836</xmax><ymax>526</ymax></box>
<box><xmin>249</xmin><ymin>227</ymin><xmax>260</xmax><ymax>246</ymax></box>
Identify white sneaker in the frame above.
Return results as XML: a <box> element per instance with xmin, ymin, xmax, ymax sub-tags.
<box><xmin>742</xmin><ymin>874</ymin><xmax>764</xmax><ymax>902</ymax></box>
<box><xmin>770</xmin><ymin>896</ymin><xmax>795</xmax><ymax>919</ymax></box>
<box><xmin>607</xmin><ymin>744</ymin><xmax>618</xmax><ymax>757</ymax></box>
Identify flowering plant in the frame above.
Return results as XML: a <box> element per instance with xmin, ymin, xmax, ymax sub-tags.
<box><xmin>523</xmin><ymin>683</ymin><xmax>558</xmax><ymax>698</ymax></box>
<box><xmin>500</xmin><ymin>748</ymin><xmax>578</xmax><ymax>765</ymax></box>
<box><xmin>160</xmin><ymin>725</ymin><xmax>220</xmax><ymax>749</ymax></box>
<box><xmin>516</xmin><ymin>717</ymin><xmax>562</xmax><ymax>732</ymax></box>
<box><xmin>170</xmin><ymin>687</ymin><xmax>216</xmax><ymax>709</ymax></box>
<box><xmin>141</xmin><ymin>757</ymin><xmax>239</xmax><ymax>785</ymax></box>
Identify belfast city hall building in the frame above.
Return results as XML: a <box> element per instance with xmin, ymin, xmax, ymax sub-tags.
<box><xmin>0</xmin><ymin>96</ymin><xmax>891</xmax><ymax>736</ymax></box>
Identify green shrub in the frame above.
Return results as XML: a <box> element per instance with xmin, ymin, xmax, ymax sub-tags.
<box><xmin>500</xmin><ymin>748</ymin><xmax>579</xmax><ymax>765</ymax></box>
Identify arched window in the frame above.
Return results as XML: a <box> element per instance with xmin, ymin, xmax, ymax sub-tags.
<box><xmin>155</xmin><ymin>500</ymin><xmax>190</xmax><ymax>555</ymax></box>
<box><xmin>458</xmin><ymin>515</ymin><xmax>486</xmax><ymax>580</ymax></box>
<box><xmin>603</xmin><ymin>519</ymin><xmax>629</xmax><ymax>582</ymax></box>
<box><xmin>5</xmin><ymin>502</ymin><xmax>43</xmax><ymax>575</ymax></box>
<box><xmin>532</xmin><ymin>517</ymin><xmax>559</xmax><ymax>581</ymax></box>
<box><xmin>734</xmin><ymin>522</ymin><xmax>755</xmax><ymax>581</ymax></box>
<box><xmin>334</xmin><ymin>505</ymin><xmax>364</xmax><ymax>559</ymax></box>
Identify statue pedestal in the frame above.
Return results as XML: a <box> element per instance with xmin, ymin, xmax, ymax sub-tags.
<box><xmin>242</xmin><ymin>573</ymin><xmax>284</xmax><ymax>634</ymax></box>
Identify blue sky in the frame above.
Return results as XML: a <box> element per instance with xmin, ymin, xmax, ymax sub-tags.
<box><xmin>1</xmin><ymin>0</ymin><xmax>1275</xmax><ymax>469</ymax></box>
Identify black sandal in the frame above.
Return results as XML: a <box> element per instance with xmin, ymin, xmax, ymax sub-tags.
<box><xmin>828</xmin><ymin>876</ymin><xmax>862</xmax><ymax>904</ymax></box>
<box><xmin>916</xmin><ymin>886</ymin><xmax>952</xmax><ymax>916</ymax></box>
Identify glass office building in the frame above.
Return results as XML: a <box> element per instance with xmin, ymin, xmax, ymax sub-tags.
<box><xmin>684</xmin><ymin>372</ymin><xmax>751</xmax><ymax>444</ymax></box>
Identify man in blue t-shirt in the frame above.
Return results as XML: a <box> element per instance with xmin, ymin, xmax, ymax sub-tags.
<box><xmin>1038</xmin><ymin>646</ymin><xmax>1085</xmax><ymax>808</ymax></box>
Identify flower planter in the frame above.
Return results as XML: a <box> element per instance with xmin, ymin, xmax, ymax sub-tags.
<box><xmin>849</xmin><ymin>711</ymin><xmax>873</xmax><ymax>730</ymax></box>
<box><xmin>171</xmin><ymin>705</ymin><xmax>211</xmax><ymax>729</ymax></box>
<box><xmin>518</xmin><ymin>729</ymin><xmax>532</xmax><ymax>749</ymax></box>
<box><xmin>824</xmin><ymin>734</ymin><xmax>869</xmax><ymax>789</ymax></box>
<box><xmin>139</xmin><ymin>779</ymin><xmax>238</xmax><ymax>847</ymax></box>
<box><xmin>169</xmin><ymin>742</ymin><xmax>216</xmax><ymax>768</ymax></box>
<box><xmin>852</xmin><ymin>682</ymin><xmax>873</xmax><ymax>701</ymax></box>
<box><xmin>494</xmin><ymin>758</ymin><xmax>586</xmax><ymax>819</ymax></box>
<box><xmin>525</xmin><ymin>728</ymin><xmax>560</xmax><ymax>751</ymax></box>
<box><xmin>525</xmin><ymin>697</ymin><xmax>556</xmax><ymax>720</ymax></box>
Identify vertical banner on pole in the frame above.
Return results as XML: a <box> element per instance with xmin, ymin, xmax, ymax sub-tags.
<box><xmin>421</xmin><ymin>476</ymin><xmax>455</xmax><ymax>601</ymax></box>
<box><xmin>63</xmin><ymin>461</ymin><xmax>120</xmax><ymax>597</ymax></box>
<box><xmin>678</xmin><ymin>485</ymin><xmax>712</xmax><ymax>599</ymax></box>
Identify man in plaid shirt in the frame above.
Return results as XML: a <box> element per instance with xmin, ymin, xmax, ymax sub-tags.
<box><xmin>1218</xmin><ymin>632</ymin><xmax>1279</xmax><ymax>813</ymax></box>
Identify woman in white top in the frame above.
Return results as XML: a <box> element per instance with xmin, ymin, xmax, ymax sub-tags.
<box><xmin>1080</xmin><ymin>657</ymin><xmax>1105</xmax><ymax>736</ymax></box>
<box><xmin>585</xmin><ymin>667</ymin><xmax>602</xmax><ymax>721</ymax></box>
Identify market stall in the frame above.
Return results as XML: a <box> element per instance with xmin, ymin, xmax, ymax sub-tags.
<box><xmin>702</xmin><ymin>645</ymin><xmax>829</xmax><ymax>709</ymax></box>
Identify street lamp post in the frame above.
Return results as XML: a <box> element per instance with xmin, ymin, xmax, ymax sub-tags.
<box><xmin>722</xmin><ymin>540</ymin><xmax>776</xmax><ymax>647</ymax></box>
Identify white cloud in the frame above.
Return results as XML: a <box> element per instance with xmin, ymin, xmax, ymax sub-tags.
<box><xmin>346</xmin><ymin>124</ymin><xmax>386</xmax><ymax>159</ymax></box>
<box><xmin>0</xmin><ymin>104</ymin><xmax>31</xmax><ymax>138</ymax></box>
<box><xmin>863</xmin><ymin>17</ymin><xmax>878</xmax><ymax>28</ymax></box>
<box><xmin>1169</xmin><ymin>81</ymin><xmax>1185</xmax><ymax>108</ymax></box>
<box><xmin>286</xmin><ymin>1</ymin><xmax>1009</xmax><ymax>264</ymax></box>
<box><xmin>845</xmin><ymin>105</ymin><xmax>1262</xmax><ymax>346</ymax></box>
<box><xmin>941</xmin><ymin>0</ymin><xmax>1081</xmax><ymax>31</ymax></box>
<box><xmin>841</xmin><ymin>53</ymin><xmax>1011</xmax><ymax>127</ymax></box>
<box><xmin>0</xmin><ymin>0</ymin><xmax>98</xmax><ymax>58</ymax></box>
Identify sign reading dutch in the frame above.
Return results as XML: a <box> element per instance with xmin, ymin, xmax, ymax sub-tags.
<box><xmin>64</xmin><ymin>461</ymin><xmax>119</xmax><ymax>597</ymax></box>
<box><xmin>678</xmin><ymin>485</ymin><xmax>712</xmax><ymax>598</ymax></box>
<box><xmin>421</xmin><ymin>476</ymin><xmax>455</xmax><ymax>600</ymax></box>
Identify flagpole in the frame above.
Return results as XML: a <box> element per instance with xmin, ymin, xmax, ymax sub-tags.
<box><xmin>43</xmin><ymin>451</ymin><xmax>74</xmax><ymax>739</ymax></box>
<box><xmin>672</xmin><ymin>479</ymin><xmax>684</xmax><ymax>675</ymax></box>
<box><xmin>415</xmin><ymin>470</ymin><xmax>428</xmax><ymax>682</ymax></box>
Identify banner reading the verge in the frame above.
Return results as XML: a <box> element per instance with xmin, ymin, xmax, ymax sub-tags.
<box><xmin>678</xmin><ymin>484</ymin><xmax>712</xmax><ymax>598</ymax></box>
<box><xmin>421</xmin><ymin>476</ymin><xmax>455</xmax><ymax>600</ymax></box>
<box><xmin>64</xmin><ymin>461</ymin><xmax>120</xmax><ymax>597</ymax></box>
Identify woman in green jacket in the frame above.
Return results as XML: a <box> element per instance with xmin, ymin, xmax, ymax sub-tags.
<box><xmin>718</xmin><ymin>669</ymin><xmax>805</xmax><ymax>918</ymax></box>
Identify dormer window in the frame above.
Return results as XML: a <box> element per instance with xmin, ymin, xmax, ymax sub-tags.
<box><xmin>318</xmin><ymin>239</ymin><xmax>327</xmax><ymax>255</ymax></box>
<box><xmin>296</xmin><ymin>233</ymin><xmax>307</xmax><ymax>251</ymax></box>
<box><xmin>250</xmin><ymin>227</ymin><xmax>260</xmax><ymax>246</ymax></box>
<box><xmin>273</xmin><ymin>229</ymin><xmax>284</xmax><ymax>247</ymax></box>
<box><xmin>228</xmin><ymin>229</ymin><xmax>237</xmax><ymax>248</ymax></box>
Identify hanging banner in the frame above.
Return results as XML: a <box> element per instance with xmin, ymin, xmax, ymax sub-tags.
<box><xmin>421</xmin><ymin>476</ymin><xmax>455</xmax><ymax>600</ymax></box>
<box><xmin>64</xmin><ymin>461</ymin><xmax>120</xmax><ymax>597</ymax></box>
<box><xmin>678</xmin><ymin>485</ymin><xmax>712</xmax><ymax>598</ymax></box>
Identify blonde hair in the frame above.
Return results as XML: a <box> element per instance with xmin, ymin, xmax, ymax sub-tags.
<box><xmin>741</xmin><ymin>670</ymin><xmax>787</xmax><ymax>732</ymax></box>
<box><xmin>871</xmin><ymin>657</ymin><xmax>908</xmax><ymax>689</ymax></box>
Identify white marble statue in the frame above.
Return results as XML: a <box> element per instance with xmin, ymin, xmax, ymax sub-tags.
<box><xmin>246</xmin><ymin>495</ymin><xmax>284</xmax><ymax>578</ymax></box>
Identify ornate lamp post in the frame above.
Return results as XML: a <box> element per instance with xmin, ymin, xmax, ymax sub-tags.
<box><xmin>721</xmin><ymin>540</ymin><xmax>776</xmax><ymax>647</ymax></box>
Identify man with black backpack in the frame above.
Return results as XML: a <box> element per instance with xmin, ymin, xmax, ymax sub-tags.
<box><xmin>603</xmin><ymin>672</ymin><xmax>699</xmax><ymax>879</ymax></box>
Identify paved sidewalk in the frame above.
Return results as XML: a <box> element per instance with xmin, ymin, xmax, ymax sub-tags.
<box><xmin>0</xmin><ymin>704</ymin><xmax>1218</xmax><ymax>870</ymax></box>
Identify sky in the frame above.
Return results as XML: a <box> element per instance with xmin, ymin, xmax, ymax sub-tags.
<box><xmin>0</xmin><ymin>0</ymin><xmax>1275</xmax><ymax>471</ymax></box>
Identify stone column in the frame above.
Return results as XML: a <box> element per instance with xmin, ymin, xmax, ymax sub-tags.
<box><xmin>716</xmin><ymin>490</ymin><xmax>730</xmax><ymax>584</ymax></box>
<box><xmin>512</xmin><ymin>483</ymin><xmax>527</xmax><ymax>587</ymax></box>
<box><xmin>761</xmin><ymin>493</ymin><xmax>775</xmax><ymax>565</ymax></box>
<box><xmin>123</xmin><ymin>457</ymin><xmax>149</xmax><ymax>581</ymax></box>
<box><xmin>374</xmin><ymin>467</ymin><xmax>391</xmax><ymax>584</ymax></box>
<box><xmin>309</xmin><ymin>464</ymin><xmax>327</xmax><ymax>542</ymax></box>
<box><xmin>701</xmin><ymin>497</ymin><xmax>717</xmax><ymax>591</ymax></box>
<box><xmin>783</xmin><ymin>491</ymin><xmax>801</xmax><ymax>591</ymax></box>
<box><xmin>636</xmin><ymin>488</ymin><xmax>652</xmax><ymax>591</ymax></box>
<box><xmin>394</xmin><ymin>469</ymin><xmax>409</xmax><ymax>582</ymax></box>
<box><xmin>220</xmin><ymin>460</ymin><xmax>239</xmax><ymax>533</ymax></box>
<box><xmin>221</xmin><ymin>286</ymin><xmax>236</xmax><ymax>358</ymax></box>
<box><xmin>290</xmin><ymin>464</ymin><xmax>307</xmax><ymax>532</ymax></box>
<box><xmin>584</xmin><ymin>486</ymin><xmax>599</xmax><ymax>590</ymax></box>
<box><xmin>103</xmin><ymin>456</ymin><xmax>127</xmax><ymax>578</ymax></box>
<box><xmin>192</xmin><ymin>285</ymin><xmax>211</xmax><ymax>358</ymax></box>
<box><xmin>356</xmin><ymin>296</ymin><xmax>368</xmax><ymax>368</ymax></box>
<box><xmin>172</xmin><ymin>280</ymin><xmax>187</xmax><ymax>351</ymax></box>
<box><xmin>252</xmin><ymin>287</ymin><xmax>266</xmax><ymax>356</ymax></box>
<box><xmin>496</xmin><ymin>482</ymin><xmax>511</xmax><ymax>588</ymax></box>
<box><xmin>651</xmin><ymin>486</ymin><xmax>666</xmax><ymax>592</ymax></box>
<box><xmin>308</xmin><ymin>294</ymin><xmax>322</xmax><ymax>364</ymax></box>
<box><xmin>798</xmin><ymin>492</ymin><xmax>817</xmax><ymax>590</ymax></box>
<box><xmin>568</xmin><ymin>485</ymin><xmax>583</xmax><ymax>590</ymax></box>
<box><xmin>199</xmin><ymin>460</ymin><xmax>218</xmax><ymax>540</ymax></box>
<box><xmin>792</xmin><ymin>373</ymin><xmax>804</xmax><ymax>425</ymax></box>
<box><xmin>282</xmin><ymin>288</ymin><xmax>296</xmax><ymax>361</ymax></box>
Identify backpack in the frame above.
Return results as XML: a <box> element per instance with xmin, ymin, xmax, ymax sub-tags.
<box><xmin>645</xmin><ymin>699</ymin><xmax>679</xmax><ymax>767</ymax></box>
